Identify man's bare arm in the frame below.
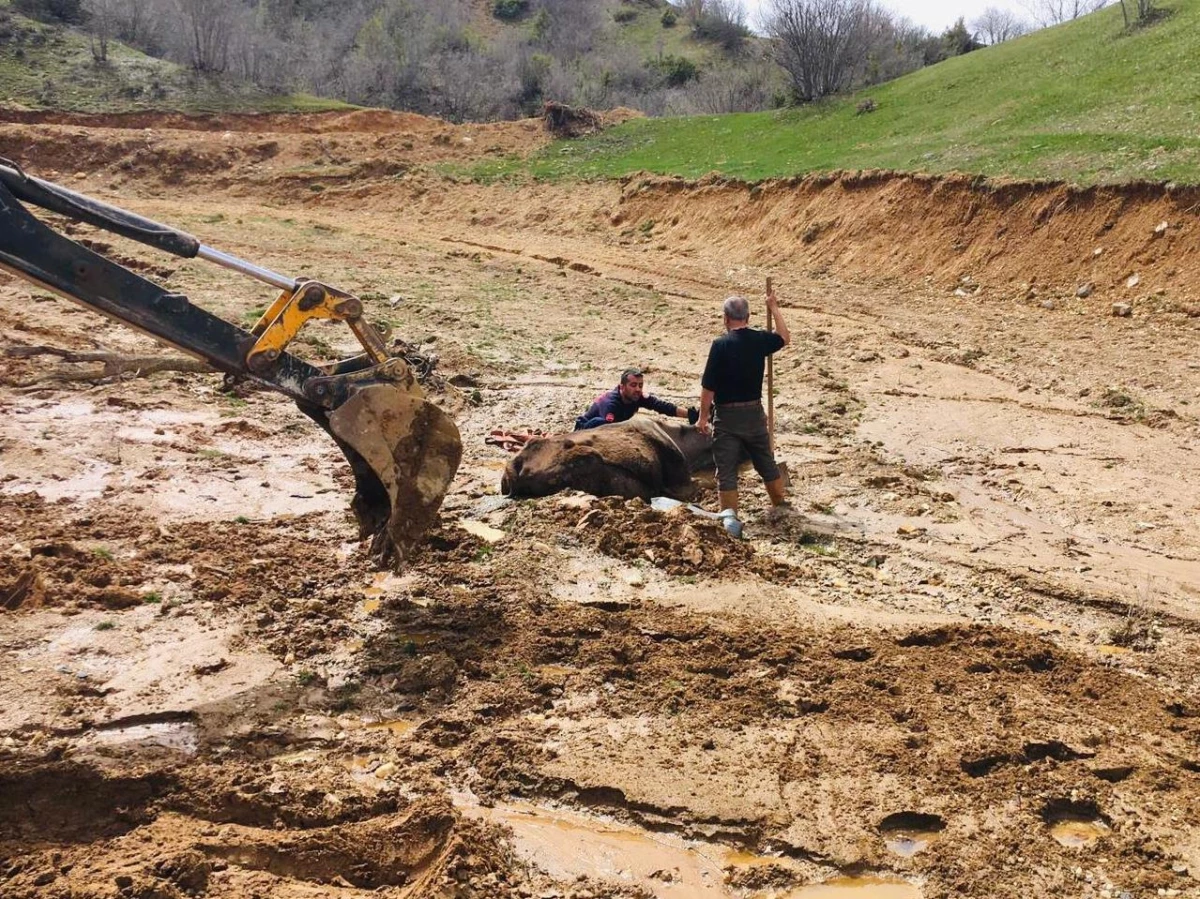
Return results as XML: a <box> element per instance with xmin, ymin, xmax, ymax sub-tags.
<box><xmin>697</xmin><ymin>387</ymin><xmax>715</xmax><ymax>435</ymax></box>
<box><xmin>767</xmin><ymin>286</ymin><xmax>791</xmax><ymax>346</ymax></box>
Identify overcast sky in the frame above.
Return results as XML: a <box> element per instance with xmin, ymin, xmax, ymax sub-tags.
<box><xmin>741</xmin><ymin>0</ymin><xmax>1033</xmax><ymax>33</ymax></box>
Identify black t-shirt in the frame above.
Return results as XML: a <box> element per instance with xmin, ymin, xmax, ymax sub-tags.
<box><xmin>701</xmin><ymin>328</ymin><xmax>785</xmax><ymax>404</ymax></box>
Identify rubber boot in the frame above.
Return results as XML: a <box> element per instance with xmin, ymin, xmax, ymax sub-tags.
<box><xmin>718</xmin><ymin>490</ymin><xmax>739</xmax><ymax>517</ymax></box>
<box><xmin>765</xmin><ymin>477</ymin><xmax>787</xmax><ymax>507</ymax></box>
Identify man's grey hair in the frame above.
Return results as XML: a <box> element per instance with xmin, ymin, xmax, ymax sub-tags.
<box><xmin>723</xmin><ymin>295</ymin><xmax>750</xmax><ymax>322</ymax></box>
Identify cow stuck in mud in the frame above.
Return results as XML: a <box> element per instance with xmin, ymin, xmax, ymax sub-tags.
<box><xmin>500</xmin><ymin>418</ymin><xmax>715</xmax><ymax>500</ymax></box>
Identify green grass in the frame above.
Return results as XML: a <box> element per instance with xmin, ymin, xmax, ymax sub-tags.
<box><xmin>0</xmin><ymin>5</ymin><xmax>353</xmax><ymax>114</ymax></box>
<box><xmin>602</xmin><ymin>0</ymin><xmax>720</xmax><ymax>68</ymax></box>
<box><xmin>476</xmin><ymin>0</ymin><xmax>1200</xmax><ymax>185</ymax></box>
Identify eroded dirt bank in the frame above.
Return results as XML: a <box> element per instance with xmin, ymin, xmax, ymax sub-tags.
<box><xmin>2</xmin><ymin>112</ymin><xmax>1200</xmax><ymax>899</ymax></box>
<box><xmin>4</xmin><ymin>111</ymin><xmax>1198</xmax><ymax>301</ymax></box>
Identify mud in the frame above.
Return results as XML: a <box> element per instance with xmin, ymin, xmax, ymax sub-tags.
<box><xmin>2</xmin><ymin>110</ymin><xmax>1200</xmax><ymax>899</ymax></box>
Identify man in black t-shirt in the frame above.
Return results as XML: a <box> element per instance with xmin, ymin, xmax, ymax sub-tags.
<box><xmin>696</xmin><ymin>288</ymin><xmax>791</xmax><ymax>518</ymax></box>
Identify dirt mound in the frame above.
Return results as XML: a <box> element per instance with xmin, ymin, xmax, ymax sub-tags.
<box><xmin>615</xmin><ymin>170</ymin><xmax>1200</xmax><ymax>299</ymax></box>
<box><xmin>543</xmin><ymin>101</ymin><xmax>604</xmax><ymax>139</ymax></box>
<box><xmin>563</xmin><ymin>496</ymin><xmax>752</xmax><ymax>576</ymax></box>
<box><xmin>0</xmin><ymin>114</ymin><xmax>547</xmax><ymax>189</ymax></box>
<box><xmin>0</xmin><ymin>495</ymin><xmax>150</xmax><ymax>611</ymax></box>
<box><xmin>0</xmin><ymin>758</ymin><xmax>516</xmax><ymax>899</ymax></box>
<box><xmin>601</xmin><ymin>106</ymin><xmax>645</xmax><ymax>128</ymax></box>
<box><xmin>0</xmin><ymin>108</ymin><xmax>441</xmax><ymax>134</ymax></box>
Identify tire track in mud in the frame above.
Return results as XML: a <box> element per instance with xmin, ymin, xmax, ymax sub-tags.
<box><xmin>0</xmin><ymin>759</ymin><xmax>510</xmax><ymax>897</ymax></box>
<box><xmin>438</xmin><ymin>234</ymin><xmax>892</xmax><ymax>326</ymax></box>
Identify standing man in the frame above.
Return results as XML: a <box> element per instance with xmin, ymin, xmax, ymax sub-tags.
<box><xmin>696</xmin><ymin>287</ymin><xmax>790</xmax><ymax>518</ymax></box>
<box><xmin>575</xmin><ymin>368</ymin><xmax>699</xmax><ymax>431</ymax></box>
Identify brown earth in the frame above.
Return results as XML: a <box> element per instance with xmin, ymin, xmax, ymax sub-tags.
<box><xmin>1</xmin><ymin>110</ymin><xmax>1200</xmax><ymax>899</ymax></box>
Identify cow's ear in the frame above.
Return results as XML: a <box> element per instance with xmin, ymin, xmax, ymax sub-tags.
<box><xmin>648</xmin><ymin>428</ymin><xmax>690</xmax><ymax>489</ymax></box>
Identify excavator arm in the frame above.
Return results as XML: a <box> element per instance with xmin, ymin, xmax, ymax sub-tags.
<box><xmin>0</xmin><ymin>159</ymin><xmax>461</xmax><ymax>565</ymax></box>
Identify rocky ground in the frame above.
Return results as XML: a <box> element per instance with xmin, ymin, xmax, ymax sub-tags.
<box><xmin>1</xmin><ymin>110</ymin><xmax>1199</xmax><ymax>899</ymax></box>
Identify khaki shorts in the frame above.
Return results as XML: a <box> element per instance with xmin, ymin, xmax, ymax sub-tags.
<box><xmin>712</xmin><ymin>402</ymin><xmax>779</xmax><ymax>491</ymax></box>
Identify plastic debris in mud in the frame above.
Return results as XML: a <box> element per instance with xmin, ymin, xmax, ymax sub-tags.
<box><xmin>84</xmin><ymin>720</ymin><xmax>199</xmax><ymax>755</ymax></box>
<box><xmin>650</xmin><ymin>496</ymin><xmax>743</xmax><ymax>539</ymax></box>
<box><xmin>458</xmin><ymin>519</ymin><xmax>507</xmax><ymax>543</ymax></box>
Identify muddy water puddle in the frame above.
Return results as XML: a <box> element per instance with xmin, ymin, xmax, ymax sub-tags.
<box><xmin>883</xmin><ymin>832</ymin><xmax>940</xmax><ymax>857</ymax></box>
<box><xmin>879</xmin><ymin>813</ymin><xmax>945</xmax><ymax>858</ymax></box>
<box><xmin>454</xmin><ymin>794</ymin><xmax>919</xmax><ymax>898</ymax></box>
<box><xmin>364</xmin><ymin>718</ymin><xmax>418</xmax><ymax>736</ymax></box>
<box><xmin>790</xmin><ymin>877</ymin><xmax>922</xmax><ymax>898</ymax></box>
<box><xmin>1015</xmin><ymin>615</ymin><xmax>1070</xmax><ymax>634</ymax></box>
<box><xmin>360</xmin><ymin>571</ymin><xmax>421</xmax><ymax>614</ymax></box>
<box><xmin>1050</xmin><ymin>819</ymin><xmax>1111</xmax><ymax>847</ymax></box>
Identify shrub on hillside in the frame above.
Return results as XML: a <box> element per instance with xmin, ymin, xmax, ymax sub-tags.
<box><xmin>613</xmin><ymin>7</ymin><xmax>638</xmax><ymax>23</ymax></box>
<box><xmin>667</xmin><ymin>56</ymin><xmax>783</xmax><ymax>114</ymax></box>
<box><xmin>691</xmin><ymin>7</ymin><xmax>750</xmax><ymax>53</ymax></box>
<box><xmin>650</xmin><ymin>53</ymin><xmax>699</xmax><ymax>86</ymax></box>
<box><xmin>14</xmin><ymin>0</ymin><xmax>84</xmax><ymax>25</ymax></box>
<box><xmin>492</xmin><ymin>0</ymin><xmax>529</xmax><ymax>21</ymax></box>
<box><xmin>661</xmin><ymin>7</ymin><xmax>678</xmax><ymax>26</ymax></box>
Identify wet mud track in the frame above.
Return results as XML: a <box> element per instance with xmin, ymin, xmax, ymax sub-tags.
<box><xmin>2</xmin><ymin>112</ymin><xmax>1200</xmax><ymax>898</ymax></box>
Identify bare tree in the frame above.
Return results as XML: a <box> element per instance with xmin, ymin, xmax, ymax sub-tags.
<box><xmin>531</xmin><ymin>0</ymin><xmax>602</xmax><ymax>60</ymax></box>
<box><xmin>693</xmin><ymin>0</ymin><xmax>749</xmax><ymax>51</ymax></box>
<box><xmin>1022</xmin><ymin>0</ymin><xmax>1108</xmax><ymax>26</ymax></box>
<box><xmin>229</xmin><ymin>6</ymin><xmax>291</xmax><ymax>89</ymax></box>
<box><xmin>708</xmin><ymin>0</ymin><xmax>746</xmax><ymax>27</ymax></box>
<box><xmin>972</xmin><ymin>5</ymin><xmax>1030</xmax><ymax>42</ymax></box>
<box><xmin>859</xmin><ymin>14</ymin><xmax>929</xmax><ymax>84</ymax></box>
<box><xmin>83</xmin><ymin>0</ymin><xmax>116</xmax><ymax>61</ymax></box>
<box><xmin>426</xmin><ymin>48</ymin><xmax>517</xmax><ymax>122</ymax></box>
<box><xmin>670</xmin><ymin>55</ymin><xmax>781</xmax><ymax>114</ymax></box>
<box><xmin>765</xmin><ymin>0</ymin><xmax>877</xmax><ymax>102</ymax></box>
<box><xmin>173</xmin><ymin>0</ymin><xmax>235</xmax><ymax>72</ymax></box>
<box><xmin>674</xmin><ymin>0</ymin><xmax>708</xmax><ymax>24</ymax></box>
<box><xmin>114</xmin><ymin>0</ymin><xmax>154</xmax><ymax>47</ymax></box>
<box><xmin>1116</xmin><ymin>0</ymin><xmax>1153</xmax><ymax>26</ymax></box>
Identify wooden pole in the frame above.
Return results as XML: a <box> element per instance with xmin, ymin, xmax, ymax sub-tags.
<box><xmin>766</xmin><ymin>276</ymin><xmax>775</xmax><ymax>454</ymax></box>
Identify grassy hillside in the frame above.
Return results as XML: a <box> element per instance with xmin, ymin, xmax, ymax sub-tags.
<box><xmin>0</xmin><ymin>3</ymin><xmax>350</xmax><ymax>114</ymax></box>
<box><xmin>479</xmin><ymin>0</ymin><xmax>1200</xmax><ymax>185</ymax></box>
<box><xmin>478</xmin><ymin>0</ymin><xmax>733</xmax><ymax>73</ymax></box>
<box><xmin>600</xmin><ymin>0</ymin><xmax>724</xmax><ymax>67</ymax></box>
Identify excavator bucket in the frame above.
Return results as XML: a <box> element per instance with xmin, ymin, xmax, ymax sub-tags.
<box><xmin>0</xmin><ymin>160</ymin><xmax>463</xmax><ymax>564</ymax></box>
<box><xmin>311</xmin><ymin>385</ymin><xmax>462</xmax><ymax>566</ymax></box>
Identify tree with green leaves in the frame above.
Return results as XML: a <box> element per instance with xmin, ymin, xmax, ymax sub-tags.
<box><xmin>941</xmin><ymin>16</ymin><xmax>983</xmax><ymax>56</ymax></box>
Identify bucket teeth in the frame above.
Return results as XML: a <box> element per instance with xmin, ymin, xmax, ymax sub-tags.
<box><xmin>303</xmin><ymin>385</ymin><xmax>461</xmax><ymax>566</ymax></box>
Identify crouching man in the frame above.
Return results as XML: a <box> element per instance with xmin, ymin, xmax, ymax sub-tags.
<box><xmin>575</xmin><ymin>368</ymin><xmax>698</xmax><ymax>431</ymax></box>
